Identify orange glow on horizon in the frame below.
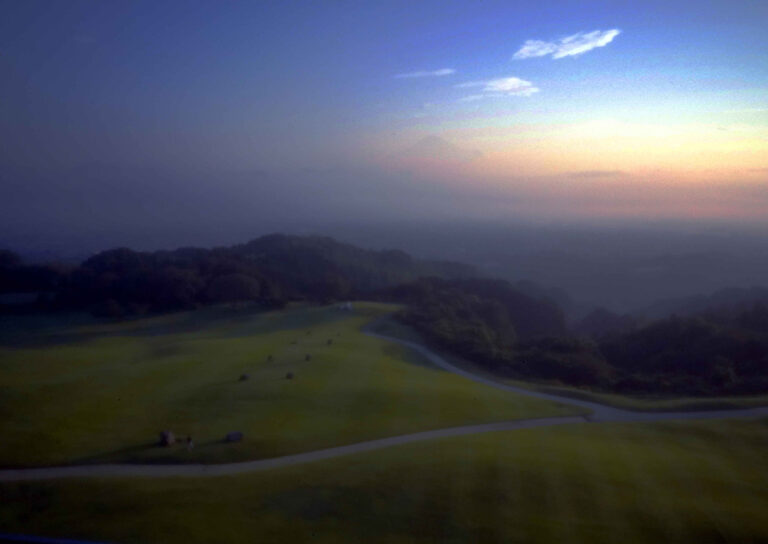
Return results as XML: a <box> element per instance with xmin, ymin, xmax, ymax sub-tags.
<box><xmin>374</xmin><ymin>119</ymin><xmax>768</xmax><ymax>183</ymax></box>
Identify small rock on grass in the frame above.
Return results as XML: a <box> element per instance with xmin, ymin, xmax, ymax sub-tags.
<box><xmin>159</xmin><ymin>430</ymin><xmax>176</xmax><ymax>446</ymax></box>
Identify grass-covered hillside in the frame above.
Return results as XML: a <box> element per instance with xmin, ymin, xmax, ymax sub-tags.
<box><xmin>0</xmin><ymin>302</ymin><xmax>577</xmax><ymax>468</ymax></box>
<box><xmin>2</xmin><ymin>417</ymin><xmax>766</xmax><ymax>543</ymax></box>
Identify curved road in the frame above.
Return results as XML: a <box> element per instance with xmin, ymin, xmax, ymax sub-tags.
<box><xmin>2</xmin><ymin>329</ymin><xmax>768</xmax><ymax>482</ymax></box>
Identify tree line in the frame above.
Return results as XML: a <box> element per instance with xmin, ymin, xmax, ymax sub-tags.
<box><xmin>0</xmin><ymin>234</ymin><xmax>474</xmax><ymax>317</ymax></box>
<box><xmin>3</xmin><ymin>236</ymin><xmax>768</xmax><ymax>397</ymax></box>
<box><xmin>392</xmin><ymin>277</ymin><xmax>768</xmax><ymax>396</ymax></box>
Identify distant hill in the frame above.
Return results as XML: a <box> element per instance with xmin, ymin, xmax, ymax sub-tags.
<box><xmin>387</xmin><ymin>277</ymin><xmax>566</xmax><ymax>341</ymax></box>
<box><xmin>388</xmin><ymin>277</ymin><xmax>613</xmax><ymax>386</ymax></box>
<box><xmin>0</xmin><ymin>234</ymin><xmax>475</xmax><ymax>316</ymax></box>
<box><xmin>392</xmin><ymin>277</ymin><xmax>768</xmax><ymax>396</ymax></box>
<box><xmin>573</xmin><ymin>307</ymin><xmax>638</xmax><ymax>339</ymax></box>
<box><xmin>639</xmin><ymin>286</ymin><xmax>768</xmax><ymax>320</ymax></box>
<box><xmin>230</xmin><ymin>234</ymin><xmax>475</xmax><ymax>293</ymax></box>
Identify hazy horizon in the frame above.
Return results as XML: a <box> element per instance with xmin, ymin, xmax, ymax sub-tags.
<box><xmin>2</xmin><ymin>0</ymin><xmax>768</xmax><ymax>312</ymax></box>
<box><xmin>2</xmin><ymin>1</ymin><xmax>768</xmax><ymax>255</ymax></box>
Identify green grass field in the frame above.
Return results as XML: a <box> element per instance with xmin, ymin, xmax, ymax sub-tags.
<box><xmin>1</xmin><ymin>417</ymin><xmax>767</xmax><ymax>543</ymax></box>
<box><xmin>0</xmin><ymin>303</ymin><xmax>578</xmax><ymax>467</ymax></box>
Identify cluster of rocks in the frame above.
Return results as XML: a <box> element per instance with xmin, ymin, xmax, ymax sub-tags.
<box><xmin>159</xmin><ymin>430</ymin><xmax>244</xmax><ymax>446</ymax></box>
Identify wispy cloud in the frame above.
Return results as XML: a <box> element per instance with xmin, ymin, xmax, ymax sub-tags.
<box><xmin>512</xmin><ymin>40</ymin><xmax>558</xmax><ymax>60</ymax></box>
<box><xmin>456</xmin><ymin>76</ymin><xmax>539</xmax><ymax>101</ymax></box>
<box><xmin>513</xmin><ymin>29</ymin><xmax>621</xmax><ymax>60</ymax></box>
<box><xmin>394</xmin><ymin>68</ymin><xmax>456</xmax><ymax>79</ymax></box>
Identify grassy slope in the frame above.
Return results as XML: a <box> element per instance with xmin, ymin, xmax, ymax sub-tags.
<box><xmin>371</xmin><ymin>317</ymin><xmax>768</xmax><ymax>412</ymax></box>
<box><xmin>0</xmin><ymin>303</ymin><xmax>578</xmax><ymax>467</ymax></box>
<box><xmin>1</xmin><ymin>417</ymin><xmax>767</xmax><ymax>543</ymax></box>
<box><xmin>511</xmin><ymin>381</ymin><xmax>768</xmax><ymax>412</ymax></box>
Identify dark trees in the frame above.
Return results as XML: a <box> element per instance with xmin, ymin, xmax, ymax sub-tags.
<box><xmin>23</xmin><ymin>234</ymin><xmax>474</xmax><ymax>317</ymax></box>
<box><xmin>392</xmin><ymin>277</ymin><xmax>768</xmax><ymax>395</ymax></box>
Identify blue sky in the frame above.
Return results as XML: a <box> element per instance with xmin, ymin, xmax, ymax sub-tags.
<box><xmin>1</xmin><ymin>0</ymin><xmax>767</xmax><ymax>249</ymax></box>
<box><xmin>2</xmin><ymin>1</ymin><xmax>766</xmax><ymax>165</ymax></box>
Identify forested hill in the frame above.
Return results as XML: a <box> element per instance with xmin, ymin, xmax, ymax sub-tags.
<box><xmin>639</xmin><ymin>286</ymin><xmax>768</xmax><ymax>320</ymax></box>
<box><xmin>229</xmin><ymin>234</ymin><xmax>474</xmax><ymax>292</ymax></box>
<box><xmin>394</xmin><ymin>278</ymin><xmax>768</xmax><ymax>396</ymax></box>
<box><xmin>6</xmin><ymin>236</ymin><xmax>768</xmax><ymax>397</ymax></box>
<box><xmin>0</xmin><ymin>234</ymin><xmax>475</xmax><ymax>317</ymax></box>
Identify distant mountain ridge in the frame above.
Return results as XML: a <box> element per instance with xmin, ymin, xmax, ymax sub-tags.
<box><xmin>639</xmin><ymin>286</ymin><xmax>768</xmax><ymax>319</ymax></box>
<box><xmin>1</xmin><ymin>234</ymin><xmax>476</xmax><ymax>316</ymax></box>
<box><xmin>230</xmin><ymin>234</ymin><xmax>475</xmax><ymax>292</ymax></box>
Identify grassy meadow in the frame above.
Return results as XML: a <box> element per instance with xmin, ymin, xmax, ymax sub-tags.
<box><xmin>0</xmin><ymin>302</ymin><xmax>578</xmax><ymax>467</ymax></box>
<box><xmin>1</xmin><ymin>416</ymin><xmax>767</xmax><ymax>543</ymax></box>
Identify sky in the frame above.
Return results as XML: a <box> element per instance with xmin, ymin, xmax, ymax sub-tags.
<box><xmin>1</xmin><ymin>0</ymin><xmax>767</xmax><ymax>253</ymax></box>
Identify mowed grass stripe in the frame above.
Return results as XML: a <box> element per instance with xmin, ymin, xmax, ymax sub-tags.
<box><xmin>271</xmin><ymin>324</ymin><xmax>369</xmax><ymax>452</ymax></box>
<box><xmin>561</xmin><ymin>423</ymin><xmax>614</xmax><ymax>543</ymax></box>
<box><xmin>615</xmin><ymin>424</ymin><xmax>679</xmax><ymax>541</ymax></box>
<box><xmin>548</xmin><ymin>424</ymin><xmax>606</xmax><ymax>544</ymax></box>
<box><xmin>658</xmin><ymin>422</ymin><xmax>731</xmax><ymax>539</ymax></box>
<box><xmin>336</xmin><ymin>335</ymin><xmax>392</xmax><ymax>440</ymax></box>
<box><xmin>596</xmin><ymin>423</ymin><xmax>646</xmax><ymax>542</ymax></box>
<box><xmin>1</xmin><ymin>419</ymin><xmax>768</xmax><ymax>543</ymax></box>
<box><xmin>668</xmin><ymin>419</ymin><xmax>767</xmax><ymax>540</ymax></box>
<box><xmin>663</xmin><ymin>422</ymin><xmax>744</xmax><ymax>541</ymax></box>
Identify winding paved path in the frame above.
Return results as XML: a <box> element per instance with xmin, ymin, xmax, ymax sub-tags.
<box><xmin>2</xmin><ymin>328</ymin><xmax>768</xmax><ymax>482</ymax></box>
<box><xmin>365</xmin><ymin>330</ymin><xmax>768</xmax><ymax>424</ymax></box>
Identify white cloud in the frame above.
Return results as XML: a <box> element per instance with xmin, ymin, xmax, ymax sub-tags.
<box><xmin>455</xmin><ymin>77</ymin><xmax>539</xmax><ymax>99</ymax></box>
<box><xmin>513</xmin><ymin>29</ymin><xmax>621</xmax><ymax>60</ymax></box>
<box><xmin>511</xmin><ymin>40</ymin><xmax>557</xmax><ymax>60</ymax></box>
<box><xmin>394</xmin><ymin>68</ymin><xmax>456</xmax><ymax>79</ymax></box>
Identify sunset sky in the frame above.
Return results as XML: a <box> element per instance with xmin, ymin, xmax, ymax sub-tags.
<box><xmin>2</xmin><ymin>0</ymin><xmax>768</xmax><ymax>250</ymax></box>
